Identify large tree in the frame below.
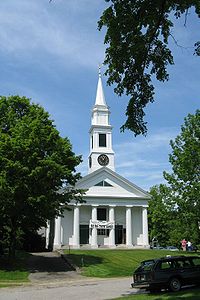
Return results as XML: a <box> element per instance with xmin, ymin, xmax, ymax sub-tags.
<box><xmin>148</xmin><ymin>184</ymin><xmax>195</xmax><ymax>247</ymax></box>
<box><xmin>0</xmin><ymin>95</ymin><xmax>82</xmax><ymax>258</ymax></box>
<box><xmin>148</xmin><ymin>184</ymin><xmax>174</xmax><ymax>246</ymax></box>
<box><xmin>99</xmin><ymin>0</ymin><xmax>200</xmax><ymax>135</ymax></box>
<box><xmin>164</xmin><ymin>110</ymin><xmax>200</xmax><ymax>243</ymax></box>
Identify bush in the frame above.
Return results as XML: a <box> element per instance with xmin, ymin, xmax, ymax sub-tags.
<box><xmin>22</xmin><ymin>231</ymin><xmax>46</xmax><ymax>252</ymax></box>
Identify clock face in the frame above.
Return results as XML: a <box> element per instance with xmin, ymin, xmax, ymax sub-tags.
<box><xmin>98</xmin><ymin>154</ymin><xmax>109</xmax><ymax>166</ymax></box>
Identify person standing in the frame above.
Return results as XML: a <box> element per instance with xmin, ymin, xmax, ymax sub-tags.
<box><xmin>187</xmin><ymin>240</ymin><xmax>192</xmax><ymax>251</ymax></box>
<box><xmin>181</xmin><ymin>239</ymin><xmax>187</xmax><ymax>251</ymax></box>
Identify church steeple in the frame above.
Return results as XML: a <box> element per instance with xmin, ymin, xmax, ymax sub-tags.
<box><xmin>88</xmin><ymin>68</ymin><xmax>115</xmax><ymax>173</ymax></box>
<box><xmin>95</xmin><ymin>67</ymin><xmax>106</xmax><ymax>106</ymax></box>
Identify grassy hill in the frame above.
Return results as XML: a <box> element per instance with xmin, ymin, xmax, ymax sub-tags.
<box><xmin>64</xmin><ymin>248</ymin><xmax>189</xmax><ymax>277</ymax></box>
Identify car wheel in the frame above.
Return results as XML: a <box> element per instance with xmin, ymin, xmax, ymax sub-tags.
<box><xmin>169</xmin><ymin>277</ymin><xmax>181</xmax><ymax>292</ymax></box>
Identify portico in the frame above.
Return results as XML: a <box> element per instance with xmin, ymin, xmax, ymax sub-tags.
<box><xmin>54</xmin><ymin>191</ymin><xmax>149</xmax><ymax>249</ymax></box>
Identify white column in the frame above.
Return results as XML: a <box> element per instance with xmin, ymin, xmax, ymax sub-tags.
<box><xmin>91</xmin><ymin>205</ymin><xmax>98</xmax><ymax>248</ymax></box>
<box><xmin>109</xmin><ymin>206</ymin><xmax>116</xmax><ymax>248</ymax></box>
<box><xmin>73</xmin><ymin>205</ymin><xmax>80</xmax><ymax>248</ymax></box>
<box><xmin>142</xmin><ymin>207</ymin><xmax>149</xmax><ymax>246</ymax></box>
<box><xmin>54</xmin><ymin>216</ymin><xmax>61</xmax><ymax>249</ymax></box>
<box><xmin>126</xmin><ymin>206</ymin><xmax>133</xmax><ymax>248</ymax></box>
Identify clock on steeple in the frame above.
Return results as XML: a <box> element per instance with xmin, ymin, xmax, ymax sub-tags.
<box><xmin>98</xmin><ymin>154</ymin><xmax>109</xmax><ymax>166</ymax></box>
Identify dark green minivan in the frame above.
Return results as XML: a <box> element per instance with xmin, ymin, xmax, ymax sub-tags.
<box><xmin>131</xmin><ymin>256</ymin><xmax>200</xmax><ymax>292</ymax></box>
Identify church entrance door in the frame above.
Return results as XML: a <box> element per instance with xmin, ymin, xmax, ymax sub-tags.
<box><xmin>115</xmin><ymin>225</ymin><xmax>123</xmax><ymax>244</ymax></box>
<box><xmin>80</xmin><ymin>225</ymin><xmax>89</xmax><ymax>244</ymax></box>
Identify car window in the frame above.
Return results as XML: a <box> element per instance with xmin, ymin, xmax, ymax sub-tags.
<box><xmin>139</xmin><ymin>260</ymin><xmax>155</xmax><ymax>271</ymax></box>
<box><xmin>175</xmin><ymin>259</ymin><xmax>192</xmax><ymax>268</ymax></box>
<box><xmin>192</xmin><ymin>258</ymin><xmax>200</xmax><ymax>266</ymax></box>
<box><xmin>160</xmin><ymin>261</ymin><xmax>174</xmax><ymax>270</ymax></box>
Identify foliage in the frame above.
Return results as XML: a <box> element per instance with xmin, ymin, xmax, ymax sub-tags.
<box><xmin>164</xmin><ymin>110</ymin><xmax>200</xmax><ymax>244</ymax></box>
<box><xmin>99</xmin><ymin>0</ymin><xmax>200</xmax><ymax>135</ymax></box>
<box><xmin>0</xmin><ymin>95</ymin><xmax>83</xmax><ymax>258</ymax></box>
<box><xmin>148</xmin><ymin>185</ymin><xmax>175</xmax><ymax>246</ymax></box>
<box><xmin>148</xmin><ymin>111</ymin><xmax>200</xmax><ymax>247</ymax></box>
<box><xmin>148</xmin><ymin>184</ymin><xmax>198</xmax><ymax>247</ymax></box>
<box><xmin>22</xmin><ymin>230</ymin><xmax>46</xmax><ymax>252</ymax></box>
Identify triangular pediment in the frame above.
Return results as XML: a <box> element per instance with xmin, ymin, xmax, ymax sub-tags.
<box><xmin>75</xmin><ymin>167</ymin><xmax>150</xmax><ymax>200</ymax></box>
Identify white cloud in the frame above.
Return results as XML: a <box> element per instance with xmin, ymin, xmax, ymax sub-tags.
<box><xmin>115</xmin><ymin>129</ymin><xmax>178</xmax><ymax>159</ymax></box>
<box><xmin>0</xmin><ymin>0</ymin><xmax>105</xmax><ymax>68</ymax></box>
<box><xmin>113</xmin><ymin>128</ymin><xmax>179</xmax><ymax>189</ymax></box>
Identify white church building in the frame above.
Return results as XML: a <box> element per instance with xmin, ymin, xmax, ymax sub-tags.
<box><xmin>51</xmin><ymin>71</ymin><xmax>150</xmax><ymax>249</ymax></box>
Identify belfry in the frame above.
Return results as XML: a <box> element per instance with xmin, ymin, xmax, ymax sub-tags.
<box><xmin>51</xmin><ymin>70</ymin><xmax>150</xmax><ymax>249</ymax></box>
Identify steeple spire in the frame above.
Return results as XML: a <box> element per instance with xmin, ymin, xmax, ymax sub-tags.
<box><xmin>95</xmin><ymin>65</ymin><xmax>107</xmax><ymax>106</ymax></box>
<box><xmin>88</xmin><ymin>67</ymin><xmax>115</xmax><ymax>173</ymax></box>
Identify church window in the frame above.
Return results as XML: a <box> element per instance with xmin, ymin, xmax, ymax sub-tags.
<box><xmin>104</xmin><ymin>181</ymin><xmax>112</xmax><ymax>186</ymax></box>
<box><xmin>95</xmin><ymin>181</ymin><xmax>103</xmax><ymax>186</ymax></box>
<box><xmin>99</xmin><ymin>133</ymin><xmax>106</xmax><ymax>147</ymax></box>
<box><xmin>91</xmin><ymin>136</ymin><xmax>93</xmax><ymax>149</ymax></box>
<box><xmin>97</xmin><ymin>208</ymin><xmax>107</xmax><ymax>221</ymax></box>
<box><xmin>89</xmin><ymin>156</ymin><xmax>92</xmax><ymax>168</ymax></box>
<box><xmin>95</xmin><ymin>181</ymin><xmax>112</xmax><ymax>187</ymax></box>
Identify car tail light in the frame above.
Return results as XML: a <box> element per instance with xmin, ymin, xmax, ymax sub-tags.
<box><xmin>139</xmin><ymin>274</ymin><xmax>146</xmax><ymax>281</ymax></box>
<box><xmin>134</xmin><ymin>274</ymin><xmax>146</xmax><ymax>282</ymax></box>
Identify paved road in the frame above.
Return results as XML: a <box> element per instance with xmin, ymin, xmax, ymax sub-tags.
<box><xmin>0</xmin><ymin>277</ymin><xmax>141</xmax><ymax>300</ymax></box>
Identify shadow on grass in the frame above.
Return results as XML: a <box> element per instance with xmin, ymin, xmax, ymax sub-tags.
<box><xmin>0</xmin><ymin>251</ymin><xmax>31</xmax><ymax>272</ymax></box>
<box><xmin>0</xmin><ymin>251</ymin><xmax>75</xmax><ymax>273</ymax></box>
<box><xmin>27</xmin><ymin>255</ymin><xmax>75</xmax><ymax>273</ymax></box>
<box><xmin>66</xmin><ymin>254</ymin><xmax>103</xmax><ymax>268</ymax></box>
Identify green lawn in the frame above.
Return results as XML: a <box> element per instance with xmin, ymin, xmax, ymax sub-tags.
<box><xmin>64</xmin><ymin>249</ymin><xmax>192</xmax><ymax>277</ymax></box>
<box><xmin>116</xmin><ymin>288</ymin><xmax>200</xmax><ymax>300</ymax></box>
<box><xmin>0</xmin><ymin>251</ymin><xmax>30</xmax><ymax>287</ymax></box>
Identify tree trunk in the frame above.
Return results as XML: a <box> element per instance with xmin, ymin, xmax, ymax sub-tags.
<box><xmin>8</xmin><ymin>228</ymin><xmax>16</xmax><ymax>260</ymax></box>
<box><xmin>48</xmin><ymin>218</ymin><xmax>55</xmax><ymax>251</ymax></box>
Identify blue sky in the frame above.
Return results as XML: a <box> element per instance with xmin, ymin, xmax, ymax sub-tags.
<box><xmin>0</xmin><ymin>0</ymin><xmax>199</xmax><ymax>191</ymax></box>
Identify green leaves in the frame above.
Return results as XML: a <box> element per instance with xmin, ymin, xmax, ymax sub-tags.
<box><xmin>163</xmin><ymin>110</ymin><xmax>200</xmax><ymax>243</ymax></box>
<box><xmin>194</xmin><ymin>41</ymin><xmax>200</xmax><ymax>55</ymax></box>
<box><xmin>166</xmin><ymin>110</ymin><xmax>200</xmax><ymax>184</ymax></box>
<box><xmin>149</xmin><ymin>111</ymin><xmax>200</xmax><ymax>245</ymax></box>
<box><xmin>149</xmin><ymin>184</ymin><xmax>176</xmax><ymax>246</ymax></box>
<box><xmin>99</xmin><ymin>0</ymin><xmax>199</xmax><ymax>135</ymax></box>
<box><xmin>0</xmin><ymin>95</ymin><xmax>83</xmax><ymax>257</ymax></box>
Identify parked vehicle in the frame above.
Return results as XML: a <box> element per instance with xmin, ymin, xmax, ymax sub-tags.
<box><xmin>191</xmin><ymin>244</ymin><xmax>198</xmax><ymax>252</ymax></box>
<box><xmin>131</xmin><ymin>255</ymin><xmax>200</xmax><ymax>292</ymax></box>
<box><xmin>151</xmin><ymin>246</ymin><xmax>165</xmax><ymax>250</ymax></box>
<box><xmin>165</xmin><ymin>246</ymin><xmax>179</xmax><ymax>251</ymax></box>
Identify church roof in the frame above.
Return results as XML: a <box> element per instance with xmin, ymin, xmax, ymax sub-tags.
<box><xmin>75</xmin><ymin>167</ymin><xmax>151</xmax><ymax>201</ymax></box>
